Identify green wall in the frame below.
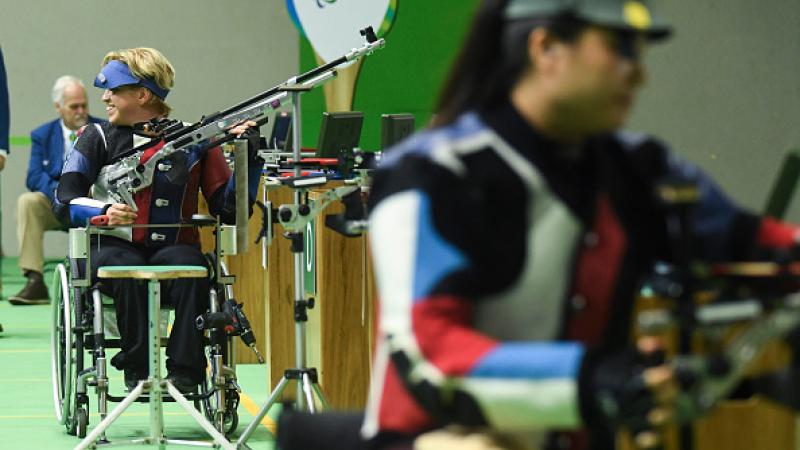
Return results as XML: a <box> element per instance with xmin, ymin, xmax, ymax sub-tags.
<box><xmin>299</xmin><ymin>1</ymin><xmax>481</xmax><ymax>150</ymax></box>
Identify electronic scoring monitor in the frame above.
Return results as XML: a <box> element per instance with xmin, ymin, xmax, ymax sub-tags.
<box><xmin>316</xmin><ymin>111</ymin><xmax>364</xmax><ymax>158</ymax></box>
<box><xmin>269</xmin><ymin>111</ymin><xmax>293</xmax><ymax>150</ymax></box>
<box><xmin>380</xmin><ymin>113</ymin><xmax>415</xmax><ymax>152</ymax></box>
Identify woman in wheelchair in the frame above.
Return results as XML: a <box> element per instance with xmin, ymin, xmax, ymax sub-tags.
<box><xmin>54</xmin><ymin>47</ymin><xmax>262</xmax><ymax>393</ymax></box>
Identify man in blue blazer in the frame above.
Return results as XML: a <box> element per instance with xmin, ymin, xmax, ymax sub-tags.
<box><xmin>0</xmin><ymin>47</ymin><xmax>8</xmax><ymax>171</ymax></box>
<box><xmin>0</xmin><ymin>48</ymin><xmax>7</xmax><ymax>329</ymax></box>
<box><xmin>10</xmin><ymin>75</ymin><xmax>102</xmax><ymax>305</ymax></box>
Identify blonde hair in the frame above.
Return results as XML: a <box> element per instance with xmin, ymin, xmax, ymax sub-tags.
<box><xmin>102</xmin><ymin>47</ymin><xmax>175</xmax><ymax>116</ymax></box>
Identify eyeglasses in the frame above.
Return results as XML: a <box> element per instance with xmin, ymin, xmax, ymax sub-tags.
<box><xmin>605</xmin><ymin>29</ymin><xmax>646</xmax><ymax>62</ymax></box>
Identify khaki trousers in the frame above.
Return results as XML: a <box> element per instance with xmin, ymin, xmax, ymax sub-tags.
<box><xmin>16</xmin><ymin>191</ymin><xmax>63</xmax><ymax>273</ymax></box>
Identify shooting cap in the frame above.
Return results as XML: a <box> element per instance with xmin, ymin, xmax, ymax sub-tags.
<box><xmin>504</xmin><ymin>0</ymin><xmax>672</xmax><ymax>41</ymax></box>
<box><xmin>93</xmin><ymin>60</ymin><xmax>170</xmax><ymax>100</ymax></box>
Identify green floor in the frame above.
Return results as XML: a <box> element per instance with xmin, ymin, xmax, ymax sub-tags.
<box><xmin>0</xmin><ymin>258</ymin><xmax>279</xmax><ymax>449</ymax></box>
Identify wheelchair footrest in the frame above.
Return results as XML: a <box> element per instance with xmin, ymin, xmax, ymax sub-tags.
<box><xmin>106</xmin><ymin>389</ymin><xmax>215</xmax><ymax>403</ymax></box>
<box><xmin>84</xmin><ymin>336</ymin><xmax>169</xmax><ymax>349</ymax></box>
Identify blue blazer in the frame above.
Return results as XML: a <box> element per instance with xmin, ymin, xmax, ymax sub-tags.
<box><xmin>0</xmin><ymin>47</ymin><xmax>9</xmax><ymax>154</ymax></box>
<box><xmin>27</xmin><ymin>116</ymin><xmax>103</xmax><ymax>202</ymax></box>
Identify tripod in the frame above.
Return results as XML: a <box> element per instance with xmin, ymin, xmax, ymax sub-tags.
<box><xmin>237</xmin><ymin>85</ymin><xmax>330</xmax><ymax>449</ymax></box>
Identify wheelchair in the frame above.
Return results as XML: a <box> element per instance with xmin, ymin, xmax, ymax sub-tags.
<box><xmin>50</xmin><ymin>216</ymin><xmax>253</xmax><ymax>440</ymax></box>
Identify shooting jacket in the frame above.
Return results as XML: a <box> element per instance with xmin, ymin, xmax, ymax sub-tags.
<box><xmin>56</xmin><ymin>121</ymin><xmax>262</xmax><ymax>247</ymax></box>
<box><xmin>364</xmin><ymin>101</ymin><xmax>798</xmax><ymax>449</ymax></box>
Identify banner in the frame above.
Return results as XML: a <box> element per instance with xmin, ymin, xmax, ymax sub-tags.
<box><xmin>286</xmin><ymin>0</ymin><xmax>397</xmax><ymax>65</ymax></box>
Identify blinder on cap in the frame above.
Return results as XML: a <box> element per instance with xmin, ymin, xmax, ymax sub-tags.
<box><xmin>93</xmin><ymin>60</ymin><xmax>170</xmax><ymax>100</ymax></box>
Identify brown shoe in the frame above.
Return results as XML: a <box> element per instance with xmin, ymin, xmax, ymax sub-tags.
<box><xmin>9</xmin><ymin>271</ymin><xmax>50</xmax><ymax>305</ymax></box>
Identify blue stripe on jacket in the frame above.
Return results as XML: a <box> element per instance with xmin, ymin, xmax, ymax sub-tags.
<box><xmin>412</xmin><ymin>192</ymin><xmax>468</xmax><ymax>302</ymax></box>
<box><xmin>469</xmin><ymin>342</ymin><xmax>584</xmax><ymax>379</ymax></box>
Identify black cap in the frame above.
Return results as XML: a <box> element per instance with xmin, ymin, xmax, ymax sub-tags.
<box><xmin>504</xmin><ymin>0</ymin><xmax>672</xmax><ymax>41</ymax></box>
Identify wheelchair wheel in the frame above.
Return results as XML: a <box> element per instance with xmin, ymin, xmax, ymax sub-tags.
<box><xmin>75</xmin><ymin>407</ymin><xmax>88</xmax><ymax>438</ymax></box>
<box><xmin>200</xmin><ymin>380</ymin><xmax>240</xmax><ymax>436</ymax></box>
<box><xmin>50</xmin><ymin>263</ymin><xmax>76</xmax><ymax>429</ymax></box>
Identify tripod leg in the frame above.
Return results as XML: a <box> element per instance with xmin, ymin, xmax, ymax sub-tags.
<box><xmin>73</xmin><ymin>381</ymin><xmax>146</xmax><ymax>450</ymax></box>
<box><xmin>237</xmin><ymin>376</ymin><xmax>291</xmax><ymax>446</ymax></box>
<box><xmin>165</xmin><ymin>381</ymin><xmax>235</xmax><ymax>450</ymax></box>
<box><xmin>310</xmin><ymin>380</ymin><xmax>330</xmax><ymax>410</ymax></box>
<box><xmin>301</xmin><ymin>373</ymin><xmax>316</xmax><ymax>413</ymax></box>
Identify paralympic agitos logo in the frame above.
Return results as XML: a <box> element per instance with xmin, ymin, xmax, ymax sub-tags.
<box><xmin>316</xmin><ymin>0</ymin><xmax>336</xmax><ymax>8</ymax></box>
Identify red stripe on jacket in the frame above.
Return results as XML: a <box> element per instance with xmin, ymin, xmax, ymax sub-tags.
<box><xmin>377</xmin><ymin>295</ymin><xmax>497</xmax><ymax>434</ymax></box>
<box><xmin>566</xmin><ymin>193</ymin><xmax>627</xmax><ymax>345</ymax></box>
<box><xmin>131</xmin><ymin>140</ymin><xmax>165</xmax><ymax>242</ymax></box>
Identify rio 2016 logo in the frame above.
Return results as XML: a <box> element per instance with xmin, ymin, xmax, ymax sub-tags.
<box><xmin>316</xmin><ymin>0</ymin><xmax>336</xmax><ymax>8</ymax></box>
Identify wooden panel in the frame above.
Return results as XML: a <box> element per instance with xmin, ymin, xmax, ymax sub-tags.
<box><xmin>199</xmin><ymin>182</ymin><xmax>268</xmax><ymax>366</ymax></box>
<box><xmin>227</xmin><ymin>179</ymin><xmax>268</xmax><ymax>365</ymax></box>
<box><xmin>311</xmin><ymin>187</ymin><xmax>373</xmax><ymax>410</ymax></box>
<box><xmin>197</xmin><ymin>196</ymin><xmax>215</xmax><ymax>254</ymax></box>
<box><xmin>695</xmin><ymin>398</ymin><xmax>794</xmax><ymax>450</ymax></box>
<box><xmin>265</xmin><ymin>186</ymin><xmax>297</xmax><ymax>398</ymax></box>
<box><xmin>365</xmin><ymin>241</ymin><xmax>377</xmax><ymax>367</ymax></box>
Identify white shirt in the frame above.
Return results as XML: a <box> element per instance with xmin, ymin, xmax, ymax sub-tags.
<box><xmin>60</xmin><ymin>120</ymin><xmax>78</xmax><ymax>159</ymax></box>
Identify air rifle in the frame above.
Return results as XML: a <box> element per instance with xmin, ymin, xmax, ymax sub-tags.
<box><xmin>95</xmin><ymin>26</ymin><xmax>385</xmax><ymax>210</ymax></box>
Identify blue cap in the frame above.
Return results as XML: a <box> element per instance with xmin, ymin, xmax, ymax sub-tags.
<box><xmin>93</xmin><ymin>60</ymin><xmax>170</xmax><ymax>100</ymax></box>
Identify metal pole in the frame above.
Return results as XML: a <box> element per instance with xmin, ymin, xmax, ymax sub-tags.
<box><xmin>149</xmin><ymin>280</ymin><xmax>165</xmax><ymax>448</ymax></box>
<box><xmin>290</xmin><ymin>90</ymin><xmax>307</xmax><ymax>411</ymax></box>
<box><xmin>234</xmin><ymin>138</ymin><xmax>249</xmax><ymax>254</ymax></box>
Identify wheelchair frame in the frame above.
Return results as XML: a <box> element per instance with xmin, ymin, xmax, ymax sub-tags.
<box><xmin>50</xmin><ymin>218</ymin><xmax>244</xmax><ymax>441</ymax></box>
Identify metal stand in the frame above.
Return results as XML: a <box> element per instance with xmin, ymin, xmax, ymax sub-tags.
<box><xmin>75</xmin><ymin>275</ymin><xmax>234</xmax><ymax>450</ymax></box>
<box><xmin>237</xmin><ymin>86</ymin><xmax>329</xmax><ymax>449</ymax></box>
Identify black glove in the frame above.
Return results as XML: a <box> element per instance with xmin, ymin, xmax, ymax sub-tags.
<box><xmin>580</xmin><ymin>347</ymin><xmax>667</xmax><ymax>448</ymax></box>
<box><xmin>241</xmin><ymin>125</ymin><xmax>264</xmax><ymax>164</ymax></box>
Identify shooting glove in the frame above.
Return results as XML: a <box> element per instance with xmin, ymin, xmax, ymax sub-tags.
<box><xmin>580</xmin><ymin>347</ymin><xmax>666</xmax><ymax>445</ymax></box>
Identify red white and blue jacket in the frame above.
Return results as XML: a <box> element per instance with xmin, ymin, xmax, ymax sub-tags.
<box><xmin>362</xmin><ymin>102</ymin><xmax>799</xmax><ymax>449</ymax></box>
<box><xmin>55</xmin><ymin>121</ymin><xmax>261</xmax><ymax>247</ymax></box>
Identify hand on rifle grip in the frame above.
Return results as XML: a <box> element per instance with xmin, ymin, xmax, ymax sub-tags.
<box><xmin>105</xmin><ymin>203</ymin><xmax>137</xmax><ymax>225</ymax></box>
<box><xmin>228</xmin><ymin>120</ymin><xmax>258</xmax><ymax>139</ymax></box>
<box><xmin>632</xmin><ymin>337</ymin><xmax>674</xmax><ymax>450</ymax></box>
<box><xmin>589</xmin><ymin>338</ymin><xmax>676</xmax><ymax>450</ymax></box>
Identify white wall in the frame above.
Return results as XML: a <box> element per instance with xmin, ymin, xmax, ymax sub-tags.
<box><xmin>0</xmin><ymin>0</ymin><xmax>299</xmax><ymax>258</ymax></box>
<box><xmin>628</xmin><ymin>0</ymin><xmax>800</xmax><ymax>219</ymax></box>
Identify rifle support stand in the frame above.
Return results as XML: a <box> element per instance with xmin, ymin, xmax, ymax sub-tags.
<box><xmin>237</xmin><ymin>85</ymin><xmax>329</xmax><ymax>450</ymax></box>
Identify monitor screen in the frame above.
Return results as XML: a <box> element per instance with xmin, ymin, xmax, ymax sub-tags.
<box><xmin>316</xmin><ymin>111</ymin><xmax>364</xmax><ymax>158</ymax></box>
<box><xmin>381</xmin><ymin>113</ymin><xmax>415</xmax><ymax>152</ymax></box>
<box><xmin>269</xmin><ymin>111</ymin><xmax>293</xmax><ymax>150</ymax></box>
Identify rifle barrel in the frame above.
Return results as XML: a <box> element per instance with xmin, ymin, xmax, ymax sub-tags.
<box><xmin>211</xmin><ymin>54</ymin><xmax>350</xmax><ymax>122</ymax></box>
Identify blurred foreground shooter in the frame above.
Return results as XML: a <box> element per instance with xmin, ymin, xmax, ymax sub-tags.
<box><xmin>363</xmin><ymin>1</ymin><xmax>800</xmax><ymax>449</ymax></box>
